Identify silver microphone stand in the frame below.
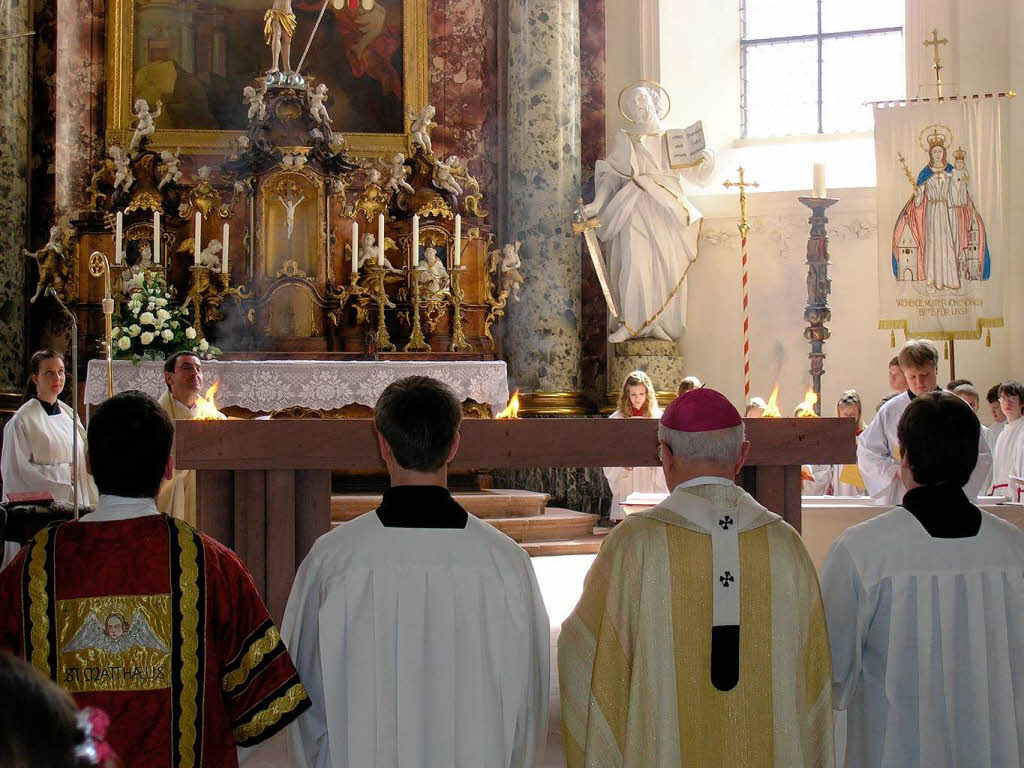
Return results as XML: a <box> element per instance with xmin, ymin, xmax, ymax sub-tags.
<box><xmin>47</xmin><ymin>288</ymin><xmax>79</xmax><ymax>520</ymax></box>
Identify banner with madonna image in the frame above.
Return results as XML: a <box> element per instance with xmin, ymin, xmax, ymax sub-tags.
<box><xmin>872</xmin><ymin>95</ymin><xmax>1010</xmax><ymax>341</ymax></box>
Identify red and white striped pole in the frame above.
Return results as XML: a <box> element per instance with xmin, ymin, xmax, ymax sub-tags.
<box><xmin>724</xmin><ymin>167</ymin><xmax>759</xmax><ymax>400</ymax></box>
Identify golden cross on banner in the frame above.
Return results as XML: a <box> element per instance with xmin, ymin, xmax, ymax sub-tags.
<box><xmin>723</xmin><ymin>166</ymin><xmax>759</xmax><ymax>238</ymax></box>
<box><xmin>924</xmin><ymin>28</ymin><xmax>949</xmax><ymax>97</ymax></box>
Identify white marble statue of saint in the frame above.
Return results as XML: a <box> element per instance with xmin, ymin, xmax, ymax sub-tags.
<box><xmin>418</xmin><ymin>246</ymin><xmax>450</xmax><ymax>296</ymax></box>
<box><xmin>583</xmin><ymin>83</ymin><xmax>713</xmax><ymax>343</ymax></box>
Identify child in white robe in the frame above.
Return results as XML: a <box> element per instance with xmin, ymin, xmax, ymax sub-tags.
<box><xmin>807</xmin><ymin>390</ymin><xmax>867</xmax><ymax>496</ymax></box>
<box><xmin>604</xmin><ymin>370</ymin><xmax>667</xmax><ymax>522</ymax></box>
<box><xmin>990</xmin><ymin>380</ymin><xmax>1024</xmax><ymax>500</ymax></box>
<box><xmin>1</xmin><ymin>350</ymin><xmax>96</xmax><ymax>568</ymax></box>
<box><xmin>823</xmin><ymin>391</ymin><xmax>1024</xmax><ymax>767</ymax></box>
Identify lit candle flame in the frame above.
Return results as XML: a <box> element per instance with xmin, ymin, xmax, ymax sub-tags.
<box><xmin>495</xmin><ymin>389</ymin><xmax>521</xmax><ymax>419</ymax></box>
<box><xmin>762</xmin><ymin>383</ymin><xmax>781</xmax><ymax>418</ymax></box>
<box><xmin>194</xmin><ymin>379</ymin><xmax>223</xmax><ymax>420</ymax></box>
<box><xmin>795</xmin><ymin>387</ymin><xmax>819</xmax><ymax>418</ymax></box>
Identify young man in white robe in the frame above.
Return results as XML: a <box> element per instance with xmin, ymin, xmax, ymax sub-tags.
<box><xmin>822</xmin><ymin>391</ymin><xmax>1024</xmax><ymax>767</ymax></box>
<box><xmin>559</xmin><ymin>388</ymin><xmax>833</xmax><ymax>767</ymax></box>
<box><xmin>156</xmin><ymin>351</ymin><xmax>223</xmax><ymax>525</ymax></box>
<box><xmin>1</xmin><ymin>350</ymin><xmax>97</xmax><ymax>568</ymax></box>
<box><xmin>857</xmin><ymin>339</ymin><xmax>990</xmax><ymax>504</ymax></box>
<box><xmin>990</xmin><ymin>380</ymin><xmax>1024</xmax><ymax>501</ymax></box>
<box><xmin>283</xmin><ymin>376</ymin><xmax>550</xmax><ymax>768</ymax></box>
<box><xmin>986</xmin><ymin>383</ymin><xmax>1007</xmax><ymax>446</ymax></box>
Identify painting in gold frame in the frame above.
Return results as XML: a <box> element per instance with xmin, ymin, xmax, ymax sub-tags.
<box><xmin>105</xmin><ymin>0</ymin><xmax>428</xmax><ymax>156</ymax></box>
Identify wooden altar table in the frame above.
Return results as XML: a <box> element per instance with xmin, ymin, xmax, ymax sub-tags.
<box><xmin>84</xmin><ymin>358</ymin><xmax>510</xmax><ymax>415</ymax></box>
<box><xmin>176</xmin><ymin>417</ymin><xmax>855</xmax><ymax>620</ymax></box>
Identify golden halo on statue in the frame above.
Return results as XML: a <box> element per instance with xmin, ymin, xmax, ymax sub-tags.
<box><xmin>917</xmin><ymin>123</ymin><xmax>953</xmax><ymax>155</ymax></box>
<box><xmin>617</xmin><ymin>80</ymin><xmax>671</xmax><ymax>124</ymax></box>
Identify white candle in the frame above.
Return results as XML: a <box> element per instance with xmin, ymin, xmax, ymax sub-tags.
<box><xmin>352</xmin><ymin>221</ymin><xmax>359</xmax><ymax>272</ymax></box>
<box><xmin>194</xmin><ymin>212</ymin><xmax>202</xmax><ymax>266</ymax></box>
<box><xmin>114</xmin><ymin>212</ymin><xmax>123</xmax><ymax>265</ymax></box>
<box><xmin>454</xmin><ymin>214</ymin><xmax>461</xmax><ymax>266</ymax></box>
<box><xmin>152</xmin><ymin>211</ymin><xmax>160</xmax><ymax>265</ymax></box>
<box><xmin>813</xmin><ymin>163</ymin><xmax>826</xmax><ymax>198</ymax></box>
<box><xmin>412</xmin><ymin>215</ymin><xmax>419</xmax><ymax>267</ymax></box>
<box><xmin>221</xmin><ymin>222</ymin><xmax>229</xmax><ymax>274</ymax></box>
<box><xmin>377</xmin><ymin>213</ymin><xmax>385</xmax><ymax>266</ymax></box>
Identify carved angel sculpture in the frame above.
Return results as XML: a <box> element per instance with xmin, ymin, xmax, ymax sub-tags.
<box><xmin>24</xmin><ymin>225</ymin><xmax>73</xmax><ymax>304</ymax></box>
<box><xmin>433</xmin><ymin>156</ymin><xmax>463</xmax><ymax>197</ymax></box>
<box><xmin>129</xmin><ymin>98</ymin><xmax>162</xmax><ymax>151</ymax></box>
<box><xmin>407</xmin><ymin>105</ymin><xmax>436</xmax><ymax>154</ymax></box>
<box><xmin>385</xmin><ymin>153</ymin><xmax>415</xmax><ymax>196</ymax></box>
<box><xmin>158</xmin><ymin>148</ymin><xmax>182</xmax><ymax>190</ymax></box>
<box><xmin>109</xmin><ymin>145</ymin><xmax>134</xmax><ymax>193</ymax></box>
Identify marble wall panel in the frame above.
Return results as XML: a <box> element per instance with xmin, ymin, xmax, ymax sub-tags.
<box><xmin>0</xmin><ymin>0</ymin><xmax>33</xmax><ymax>388</ymax></box>
<box><xmin>30</xmin><ymin>0</ymin><xmax>57</xmax><ymax>248</ymax></box>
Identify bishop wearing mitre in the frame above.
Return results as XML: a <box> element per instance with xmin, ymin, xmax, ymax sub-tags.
<box><xmin>558</xmin><ymin>388</ymin><xmax>833</xmax><ymax>767</ymax></box>
<box><xmin>157</xmin><ymin>351</ymin><xmax>223</xmax><ymax>525</ymax></box>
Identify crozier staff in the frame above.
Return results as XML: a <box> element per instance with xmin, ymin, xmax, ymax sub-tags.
<box><xmin>156</xmin><ymin>351</ymin><xmax>223</xmax><ymax>526</ymax></box>
<box><xmin>1</xmin><ymin>350</ymin><xmax>97</xmax><ymax>567</ymax></box>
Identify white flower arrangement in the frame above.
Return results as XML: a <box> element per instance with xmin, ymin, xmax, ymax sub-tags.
<box><xmin>110</xmin><ymin>272</ymin><xmax>221</xmax><ymax>363</ymax></box>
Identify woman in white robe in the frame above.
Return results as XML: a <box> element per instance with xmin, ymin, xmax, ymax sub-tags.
<box><xmin>604</xmin><ymin>371</ymin><xmax>667</xmax><ymax>522</ymax></box>
<box><xmin>807</xmin><ymin>391</ymin><xmax>868</xmax><ymax>497</ymax></box>
<box><xmin>1</xmin><ymin>350</ymin><xmax>97</xmax><ymax>567</ymax></box>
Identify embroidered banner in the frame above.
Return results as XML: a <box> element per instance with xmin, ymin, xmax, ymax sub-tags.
<box><xmin>873</xmin><ymin>96</ymin><xmax>1009</xmax><ymax>340</ymax></box>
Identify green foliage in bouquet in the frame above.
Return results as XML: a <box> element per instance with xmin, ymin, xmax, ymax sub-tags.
<box><xmin>111</xmin><ymin>271</ymin><xmax>221</xmax><ymax>362</ymax></box>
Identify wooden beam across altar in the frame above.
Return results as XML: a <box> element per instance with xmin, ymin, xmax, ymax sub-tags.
<box><xmin>176</xmin><ymin>417</ymin><xmax>856</xmax><ymax>620</ymax></box>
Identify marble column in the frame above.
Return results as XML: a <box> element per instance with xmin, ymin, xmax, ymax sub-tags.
<box><xmin>0</xmin><ymin>0</ymin><xmax>33</xmax><ymax>388</ymax></box>
<box><xmin>504</xmin><ymin>0</ymin><xmax>582</xmax><ymax>396</ymax></box>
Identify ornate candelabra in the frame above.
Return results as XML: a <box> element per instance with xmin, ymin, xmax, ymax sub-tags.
<box><xmin>403</xmin><ymin>266</ymin><xmax>431</xmax><ymax>352</ymax></box>
<box><xmin>364</xmin><ymin>265</ymin><xmax>396</xmax><ymax>352</ymax></box>
<box><xmin>184</xmin><ymin>265</ymin><xmax>242</xmax><ymax>340</ymax></box>
<box><xmin>797</xmin><ymin>196</ymin><xmax>839</xmax><ymax>415</ymax></box>
<box><xmin>87</xmin><ymin>251</ymin><xmax>116</xmax><ymax>398</ymax></box>
<box><xmin>448</xmin><ymin>265</ymin><xmax>472</xmax><ymax>353</ymax></box>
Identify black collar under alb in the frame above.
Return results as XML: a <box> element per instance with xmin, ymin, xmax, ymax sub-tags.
<box><xmin>35</xmin><ymin>397</ymin><xmax>61</xmax><ymax>416</ymax></box>
<box><xmin>375</xmin><ymin>485</ymin><xmax>469</xmax><ymax>529</ymax></box>
<box><xmin>902</xmin><ymin>484</ymin><xmax>981</xmax><ymax>538</ymax></box>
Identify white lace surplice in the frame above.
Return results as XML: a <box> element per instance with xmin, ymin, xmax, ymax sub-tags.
<box><xmin>822</xmin><ymin>507</ymin><xmax>1024</xmax><ymax>768</ymax></box>
<box><xmin>282</xmin><ymin>513</ymin><xmax>550</xmax><ymax>768</ymax></box>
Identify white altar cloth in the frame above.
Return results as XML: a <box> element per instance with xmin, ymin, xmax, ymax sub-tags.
<box><xmin>84</xmin><ymin>359</ymin><xmax>510</xmax><ymax>414</ymax></box>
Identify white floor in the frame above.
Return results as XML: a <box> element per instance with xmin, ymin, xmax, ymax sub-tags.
<box><xmin>247</xmin><ymin>554</ymin><xmax>598</xmax><ymax>768</ymax></box>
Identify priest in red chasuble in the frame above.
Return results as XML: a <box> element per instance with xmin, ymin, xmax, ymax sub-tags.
<box><xmin>558</xmin><ymin>388</ymin><xmax>833</xmax><ymax>767</ymax></box>
<box><xmin>0</xmin><ymin>391</ymin><xmax>309</xmax><ymax>767</ymax></box>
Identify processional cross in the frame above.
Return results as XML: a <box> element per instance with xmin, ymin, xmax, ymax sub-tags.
<box><xmin>924</xmin><ymin>28</ymin><xmax>949</xmax><ymax>97</ymax></box>
<box><xmin>723</xmin><ymin>167</ymin><xmax>759</xmax><ymax>399</ymax></box>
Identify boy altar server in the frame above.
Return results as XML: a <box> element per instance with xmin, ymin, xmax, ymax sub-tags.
<box><xmin>990</xmin><ymin>380</ymin><xmax>1024</xmax><ymax>500</ymax></box>
<box><xmin>558</xmin><ymin>388</ymin><xmax>833</xmax><ymax>767</ymax></box>
<box><xmin>283</xmin><ymin>376</ymin><xmax>550</xmax><ymax>768</ymax></box>
<box><xmin>0</xmin><ymin>391</ymin><xmax>310</xmax><ymax>766</ymax></box>
<box><xmin>857</xmin><ymin>339</ymin><xmax>990</xmax><ymax>504</ymax></box>
<box><xmin>822</xmin><ymin>391</ymin><xmax>1024</xmax><ymax>766</ymax></box>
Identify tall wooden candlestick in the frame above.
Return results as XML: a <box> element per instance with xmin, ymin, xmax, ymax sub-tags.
<box><xmin>797</xmin><ymin>195</ymin><xmax>839</xmax><ymax>415</ymax></box>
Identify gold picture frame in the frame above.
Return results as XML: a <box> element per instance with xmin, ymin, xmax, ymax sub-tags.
<box><xmin>105</xmin><ymin>0</ymin><xmax>428</xmax><ymax>157</ymax></box>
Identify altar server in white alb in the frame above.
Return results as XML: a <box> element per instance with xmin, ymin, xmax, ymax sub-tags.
<box><xmin>989</xmin><ymin>380</ymin><xmax>1024</xmax><ymax>501</ymax></box>
<box><xmin>1</xmin><ymin>350</ymin><xmax>97</xmax><ymax>567</ymax></box>
<box><xmin>283</xmin><ymin>376</ymin><xmax>549</xmax><ymax>768</ymax></box>
<box><xmin>604</xmin><ymin>370</ymin><xmax>667</xmax><ymax>522</ymax></box>
<box><xmin>560</xmin><ymin>388</ymin><xmax>833</xmax><ymax>767</ymax></box>
<box><xmin>822</xmin><ymin>391</ymin><xmax>1024</xmax><ymax>767</ymax></box>
<box><xmin>807</xmin><ymin>390</ymin><xmax>867</xmax><ymax>497</ymax></box>
<box><xmin>857</xmin><ymin>339</ymin><xmax>990</xmax><ymax>503</ymax></box>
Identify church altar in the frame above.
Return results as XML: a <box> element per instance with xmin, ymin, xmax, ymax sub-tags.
<box><xmin>174</xmin><ymin>416</ymin><xmax>855</xmax><ymax>620</ymax></box>
<box><xmin>83</xmin><ymin>358</ymin><xmax>510</xmax><ymax>415</ymax></box>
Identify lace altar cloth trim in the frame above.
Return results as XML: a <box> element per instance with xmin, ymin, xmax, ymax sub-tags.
<box><xmin>85</xmin><ymin>360</ymin><xmax>510</xmax><ymax>414</ymax></box>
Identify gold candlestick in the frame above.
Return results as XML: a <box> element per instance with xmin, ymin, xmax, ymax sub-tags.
<box><xmin>184</xmin><ymin>266</ymin><xmax>240</xmax><ymax>340</ymax></box>
<box><xmin>87</xmin><ymin>251</ymin><xmax>116</xmax><ymax>397</ymax></box>
<box><xmin>366</xmin><ymin>265</ymin><xmax>396</xmax><ymax>352</ymax></box>
<box><xmin>403</xmin><ymin>266</ymin><xmax>431</xmax><ymax>352</ymax></box>
<box><xmin>448</xmin><ymin>265</ymin><xmax>472</xmax><ymax>353</ymax></box>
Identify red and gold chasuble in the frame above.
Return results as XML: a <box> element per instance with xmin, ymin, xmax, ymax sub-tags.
<box><xmin>0</xmin><ymin>515</ymin><xmax>309</xmax><ymax>767</ymax></box>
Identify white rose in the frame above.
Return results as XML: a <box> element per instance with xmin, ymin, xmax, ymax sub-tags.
<box><xmin>170</xmin><ymin>321</ymin><xmax>179</xmax><ymax>329</ymax></box>
<box><xmin>161</xmin><ymin>329</ymin><xmax>174</xmax><ymax>341</ymax></box>
<box><xmin>156</xmin><ymin>308</ymin><xmax>171</xmax><ymax>322</ymax></box>
<box><xmin>198</xmin><ymin>338</ymin><xmax>209</xmax><ymax>352</ymax></box>
<box><xmin>140</xmin><ymin>331</ymin><xmax>155</xmax><ymax>345</ymax></box>
<box><xmin>111</xmin><ymin>327</ymin><xmax>121</xmax><ymax>339</ymax></box>
<box><xmin>185</xmin><ymin>327</ymin><xmax>196</xmax><ymax>339</ymax></box>
<box><xmin>139</xmin><ymin>311</ymin><xmax>156</xmax><ymax>325</ymax></box>
<box><xmin>129</xmin><ymin>324</ymin><xmax>141</xmax><ymax>337</ymax></box>
<box><xmin>156</xmin><ymin>297</ymin><xmax>168</xmax><ymax>307</ymax></box>
<box><xmin>117</xmin><ymin>335</ymin><xmax>131</xmax><ymax>351</ymax></box>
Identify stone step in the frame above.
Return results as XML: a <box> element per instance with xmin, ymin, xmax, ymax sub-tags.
<box><xmin>331</xmin><ymin>489</ymin><xmax>550</xmax><ymax>522</ymax></box>
<box><xmin>330</xmin><ymin>507</ymin><xmax>599</xmax><ymax>546</ymax></box>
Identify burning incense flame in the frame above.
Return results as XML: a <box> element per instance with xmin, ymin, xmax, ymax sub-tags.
<box><xmin>762</xmin><ymin>383</ymin><xmax>781</xmax><ymax>418</ymax></box>
<box><xmin>194</xmin><ymin>379</ymin><xmax>223</xmax><ymax>420</ymax></box>
<box><xmin>794</xmin><ymin>387</ymin><xmax>819</xmax><ymax>418</ymax></box>
<box><xmin>495</xmin><ymin>389</ymin><xmax>521</xmax><ymax>419</ymax></box>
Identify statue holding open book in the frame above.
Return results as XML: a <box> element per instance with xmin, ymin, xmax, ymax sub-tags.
<box><xmin>581</xmin><ymin>81</ymin><xmax>714</xmax><ymax>343</ymax></box>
